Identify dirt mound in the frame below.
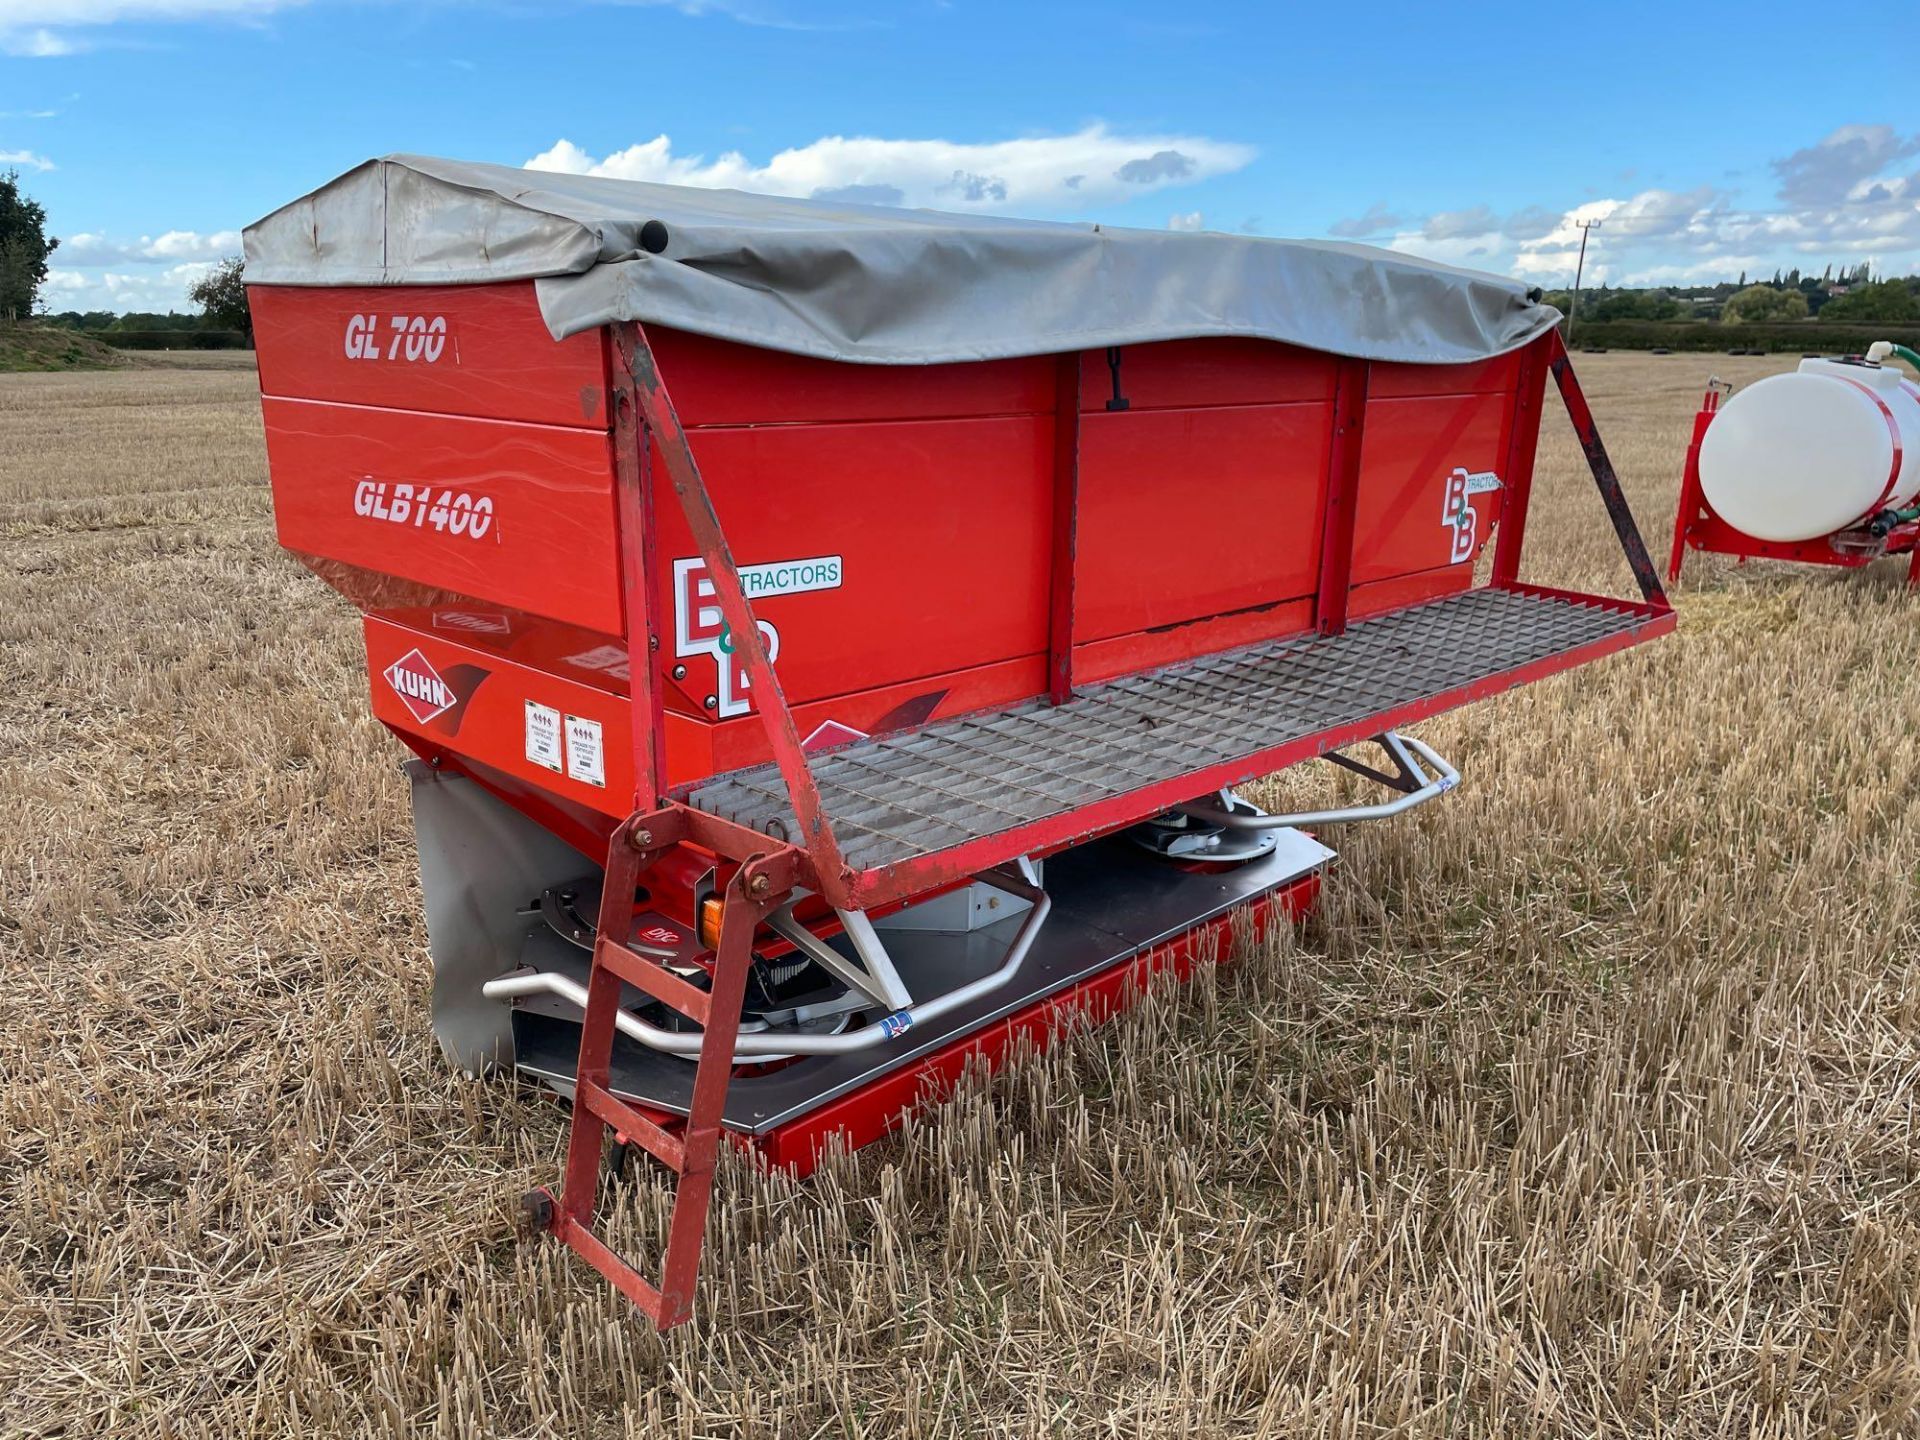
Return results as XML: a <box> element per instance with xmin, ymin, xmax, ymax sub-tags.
<box><xmin>0</xmin><ymin>322</ymin><xmax>130</xmax><ymax>372</ymax></box>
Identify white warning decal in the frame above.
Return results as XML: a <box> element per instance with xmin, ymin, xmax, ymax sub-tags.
<box><xmin>564</xmin><ymin>714</ymin><xmax>606</xmax><ymax>788</ymax></box>
<box><xmin>524</xmin><ymin>701</ymin><xmax>563</xmax><ymax>773</ymax></box>
<box><xmin>1441</xmin><ymin>467</ymin><xmax>1501</xmax><ymax>564</ymax></box>
<box><xmin>673</xmin><ymin>556</ymin><xmax>843</xmax><ymax>718</ymax></box>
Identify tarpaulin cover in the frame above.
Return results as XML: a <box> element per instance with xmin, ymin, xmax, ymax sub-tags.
<box><xmin>243</xmin><ymin>154</ymin><xmax>1561</xmax><ymax>366</ymax></box>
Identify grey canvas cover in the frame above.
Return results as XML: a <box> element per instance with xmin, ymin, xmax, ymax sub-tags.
<box><xmin>244</xmin><ymin>154</ymin><xmax>1560</xmax><ymax>366</ymax></box>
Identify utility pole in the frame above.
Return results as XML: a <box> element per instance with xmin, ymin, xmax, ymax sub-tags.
<box><xmin>1565</xmin><ymin>219</ymin><xmax>1602</xmax><ymax>344</ymax></box>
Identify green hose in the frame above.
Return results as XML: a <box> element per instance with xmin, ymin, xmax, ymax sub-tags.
<box><xmin>1889</xmin><ymin>343</ymin><xmax>1920</xmax><ymax>375</ymax></box>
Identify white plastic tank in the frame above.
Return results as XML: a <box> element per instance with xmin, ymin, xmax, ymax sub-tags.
<box><xmin>1698</xmin><ymin>357</ymin><xmax>1920</xmax><ymax>543</ymax></box>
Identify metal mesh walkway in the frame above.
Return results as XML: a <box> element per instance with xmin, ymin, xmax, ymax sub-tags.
<box><xmin>685</xmin><ymin>588</ymin><xmax>1647</xmax><ymax>872</ymax></box>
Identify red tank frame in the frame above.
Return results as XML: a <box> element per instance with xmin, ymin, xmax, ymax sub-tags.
<box><xmin>1668</xmin><ymin>381</ymin><xmax>1920</xmax><ymax>587</ymax></box>
<box><xmin>251</xmin><ymin>283</ymin><xmax>1675</xmax><ymax>1326</ymax></box>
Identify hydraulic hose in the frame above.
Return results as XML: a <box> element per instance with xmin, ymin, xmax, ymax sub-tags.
<box><xmin>1867</xmin><ymin>340</ymin><xmax>1920</xmax><ymax>375</ymax></box>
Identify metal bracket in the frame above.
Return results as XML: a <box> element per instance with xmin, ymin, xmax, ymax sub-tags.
<box><xmin>766</xmin><ymin>898</ymin><xmax>913</xmax><ymax>1011</ymax></box>
<box><xmin>1177</xmin><ymin>731</ymin><xmax>1457</xmax><ymax>831</ymax></box>
<box><xmin>1104</xmin><ymin>346</ymin><xmax>1130</xmax><ymax>411</ymax></box>
<box><xmin>618</xmin><ymin>323</ymin><xmax>855</xmax><ymax>898</ymax></box>
<box><xmin>1545</xmin><ymin>331</ymin><xmax>1669</xmax><ymax>607</ymax></box>
<box><xmin>485</xmin><ymin>858</ymin><xmax>1052</xmax><ymax>1059</ymax></box>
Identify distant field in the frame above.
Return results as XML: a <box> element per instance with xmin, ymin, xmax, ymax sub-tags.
<box><xmin>1</xmin><ymin>354</ymin><xmax>1915</xmax><ymax>1438</ymax></box>
<box><xmin>0</xmin><ymin>325</ymin><xmax>258</xmax><ymax>373</ymax></box>
<box><xmin>129</xmin><ymin>349</ymin><xmax>261</xmax><ymax>370</ymax></box>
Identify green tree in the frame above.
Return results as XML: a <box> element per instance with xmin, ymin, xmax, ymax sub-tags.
<box><xmin>0</xmin><ymin>169</ymin><xmax>58</xmax><ymax>321</ymax></box>
<box><xmin>1587</xmin><ymin>289</ymin><xmax>1681</xmax><ymax>322</ymax></box>
<box><xmin>188</xmin><ymin>256</ymin><xmax>252</xmax><ymax>341</ymax></box>
<box><xmin>1722</xmin><ymin>283</ymin><xmax>1809</xmax><ymax>324</ymax></box>
<box><xmin>1818</xmin><ymin>279</ymin><xmax>1919</xmax><ymax>325</ymax></box>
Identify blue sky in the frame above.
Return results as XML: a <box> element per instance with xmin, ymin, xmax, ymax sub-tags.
<box><xmin>4</xmin><ymin>0</ymin><xmax>1917</xmax><ymax>313</ymax></box>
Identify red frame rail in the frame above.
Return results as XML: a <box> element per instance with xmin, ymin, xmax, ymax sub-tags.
<box><xmin>1667</xmin><ymin>381</ymin><xmax>1920</xmax><ymax>587</ymax></box>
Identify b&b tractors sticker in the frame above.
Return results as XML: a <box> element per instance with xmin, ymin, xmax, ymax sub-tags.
<box><xmin>673</xmin><ymin>555</ymin><xmax>842</xmax><ymax>717</ymax></box>
<box><xmin>1442</xmin><ymin>467</ymin><xmax>1502</xmax><ymax>563</ymax></box>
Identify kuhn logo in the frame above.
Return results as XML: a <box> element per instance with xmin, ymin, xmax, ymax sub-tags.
<box><xmin>384</xmin><ymin>649</ymin><xmax>456</xmax><ymax>723</ymax></box>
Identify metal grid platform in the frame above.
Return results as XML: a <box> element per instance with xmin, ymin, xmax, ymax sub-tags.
<box><xmin>685</xmin><ymin>587</ymin><xmax>1651</xmax><ymax>873</ymax></box>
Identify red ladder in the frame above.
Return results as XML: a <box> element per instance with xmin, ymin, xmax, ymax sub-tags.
<box><xmin>520</xmin><ymin>815</ymin><xmax>788</xmax><ymax>1329</ymax></box>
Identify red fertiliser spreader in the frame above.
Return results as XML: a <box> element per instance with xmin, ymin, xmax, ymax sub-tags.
<box><xmin>244</xmin><ymin>156</ymin><xmax>1674</xmax><ymax>1328</ymax></box>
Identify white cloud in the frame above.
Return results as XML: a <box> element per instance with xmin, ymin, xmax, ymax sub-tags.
<box><xmin>0</xmin><ymin>0</ymin><xmax>297</xmax><ymax>54</ymax></box>
<box><xmin>1773</xmin><ymin>124</ymin><xmax>1920</xmax><ymax>207</ymax></box>
<box><xmin>1382</xmin><ymin>230</ymin><xmax>1502</xmax><ymax>269</ymax></box>
<box><xmin>1502</xmin><ymin>205</ymin><xmax>1562</xmax><ymax>241</ymax></box>
<box><xmin>0</xmin><ymin>147</ymin><xmax>56</xmax><ymax>171</ymax></box>
<box><xmin>526</xmin><ymin>123</ymin><xmax>1255</xmax><ymax>214</ymax></box>
<box><xmin>0</xmin><ymin>0</ymin><xmax>292</xmax><ymax>21</ymax></box>
<box><xmin>43</xmin><ymin>260</ymin><xmax>216</xmax><ymax>312</ymax></box>
<box><xmin>1167</xmin><ymin>211</ymin><xmax>1203</xmax><ymax>231</ymax></box>
<box><xmin>2</xmin><ymin>26</ymin><xmax>78</xmax><ymax>53</ymax></box>
<box><xmin>621</xmin><ymin>0</ymin><xmax>878</xmax><ymax>30</ymax></box>
<box><xmin>1354</xmin><ymin>125</ymin><xmax>1920</xmax><ymax>286</ymax></box>
<box><xmin>58</xmin><ymin>228</ymin><xmax>241</xmax><ymax>264</ymax></box>
<box><xmin>1328</xmin><ymin>202</ymin><xmax>1403</xmax><ymax>238</ymax></box>
<box><xmin>41</xmin><ymin>226</ymin><xmax>240</xmax><ymax>313</ymax></box>
<box><xmin>1424</xmin><ymin>204</ymin><xmax>1499</xmax><ymax>241</ymax></box>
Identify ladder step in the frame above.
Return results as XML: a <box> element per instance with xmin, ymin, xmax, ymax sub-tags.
<box><xmin>551</xmin><ymin>1212</ymin><xmax>670</xmax><ymax>1324</ymax></box>
<box><xmin>594</xmin><ymin>936</ymin><xmax>713</xmax><ymax>1026</ymax></box>
<box><xmin>577</xmin><ymin>1079</ymin><xmax>687</xmax><ymax>1173</ymax></box>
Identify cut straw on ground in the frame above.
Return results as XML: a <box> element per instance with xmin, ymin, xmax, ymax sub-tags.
<box><xmin>0</xmin><ymin>353</ymin><xmax>1915</xmax><ymax>1438</ymax></box>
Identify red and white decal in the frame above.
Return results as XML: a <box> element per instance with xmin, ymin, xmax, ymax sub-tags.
<box><xmin>673</xmin><ymin>555</ymin><xmax>843</xmax><ymax>718</ymax></box>
<box><xmin>1442</xmin><ymin>467</ymin><xmax>1501</xmax><ymax>564</ymax></box>
<box><xmin>384</xmin><ymin>648</ymin><xmax>457</xmax><ymax>723</ymax></box>
<box><xmin>803</xmin><ymin>720</ymin><xmax>869</xmax><ymax>751</ymax></box>
<box><xmin>563</xmin><ymin>644</ymin><xmax>630</xmax><ymax>682</ymax></box>
<box><xmin>432</xmin><ymin>610</ymin><xmax>511</xmax><ymax>635</ymax></box>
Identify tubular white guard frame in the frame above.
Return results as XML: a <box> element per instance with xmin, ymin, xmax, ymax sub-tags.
<box><xmin>1178</xmin><ymin>731</ymin><xmax>1458</xmax><ymax>831</ymax></box>
<box><xmin>765</xmin><ymin>900</ymin><xmax>915</xmax><ymax>1011</ymax></box>
<box><xmin>482</xmin><ymin>858</ymin><xmax>1050</xmax><ymax>1058</ymax></box>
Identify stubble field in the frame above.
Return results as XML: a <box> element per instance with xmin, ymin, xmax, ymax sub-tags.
<box><xmin>1</xmin><ymin>351</ymin><xmax>1915</xmax><ymax>1438</ymax></box>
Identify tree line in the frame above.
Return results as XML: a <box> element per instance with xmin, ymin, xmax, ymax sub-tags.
<box><xmin>1545</xmin><ymin>264</ymin><xmax>1920</xmax><ymax>327</ymax></box>
<box><xmin>44</xmin><ymin>259</ymin><xmax>251</xmax><ymax>341</ymax></box>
